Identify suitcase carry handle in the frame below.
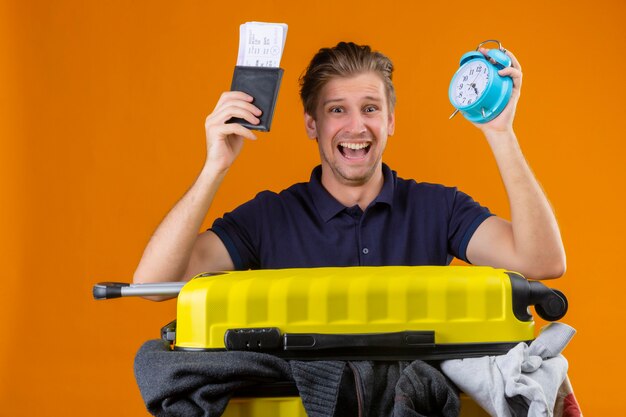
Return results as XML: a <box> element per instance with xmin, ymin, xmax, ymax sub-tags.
<box><xmin>92</xmin><ymin>282</ymin><xmax>185</xmax><ymax>300</ymax></box>
<box><xmin>283</xmin><ymin>331</ymin><xmax>435</xmax><ymax>350</ymax></box>
<box><xmin>221</xmin><ymin>327</ymin><xmax>520</xmax><ymax>360</ymax></box>
<box><xmin>224</xmin><ymin>328</ymin><xmax>435</xmax><ymax>351</ymax></box>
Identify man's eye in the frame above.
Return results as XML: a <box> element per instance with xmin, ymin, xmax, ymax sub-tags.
<box><xmin>330</xmin><ymin>107</ymin><xmax>343</xmax><ymax>113</ymax></box>
<box><xmin>364</xmin><ymin>106</ymin><xmax>378</xmax><ymax>113</ymax></box>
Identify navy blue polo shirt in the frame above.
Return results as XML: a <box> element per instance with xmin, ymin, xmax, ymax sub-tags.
<box><xmin>211</xmin><ymin>164</ymin><xmax>492</xmax><ymax>270</ymax></box>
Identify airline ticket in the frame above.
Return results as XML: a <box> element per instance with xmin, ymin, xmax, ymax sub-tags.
<box><xmin>236</xmin><ymin>22</ymin><xmax>288</xmax><ymax>67</ymax></box>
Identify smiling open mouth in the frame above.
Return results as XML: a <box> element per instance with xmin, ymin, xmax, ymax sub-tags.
<box><xmin>338</xmin><ymin>142</ymin><xmax>371</xmax><ymax>159</ymax></box>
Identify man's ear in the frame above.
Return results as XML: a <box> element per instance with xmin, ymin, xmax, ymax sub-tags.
<box><xmin>388</xmin><ymin>111</ymin><xmax>396</xmax><ymax>136</ymax></box>
<box><xmin>304</xmin><ymin>112</ymin><xmax>317</xmax><ymax>139</ymax></box>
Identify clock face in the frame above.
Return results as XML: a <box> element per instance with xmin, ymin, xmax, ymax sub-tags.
<box><xmin>452</xmin><ymin>60</ymin><xmax>490</xmax><ymax>107</ymax></box>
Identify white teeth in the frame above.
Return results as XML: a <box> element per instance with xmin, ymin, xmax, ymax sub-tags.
<box><xmin>339</xmin><ymin>142</ymin><xmax>370</xmax><ymax>150</ymax></box>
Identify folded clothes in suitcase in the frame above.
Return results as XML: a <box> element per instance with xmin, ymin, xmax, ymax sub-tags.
<box><xmin>94</xmin><ymin>265</ymin><xmax>568</xmax><ymax>416</ymax></box>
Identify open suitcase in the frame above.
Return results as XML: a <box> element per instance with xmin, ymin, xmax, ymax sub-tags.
<box><xmin>94</xmin><ymin>266</ymin><xmax>568</xmax><ymax>416</ymax></box>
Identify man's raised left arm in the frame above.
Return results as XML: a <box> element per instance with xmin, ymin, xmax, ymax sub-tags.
<box><xmin>465</xmin><ymin>48</ymin><xmax>566</xmax><ymax>279</ymax></box>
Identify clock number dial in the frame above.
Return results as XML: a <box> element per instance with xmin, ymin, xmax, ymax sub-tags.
<box><xmin>452</xmin><ymin>61</ymin><xmax>489</xmax><ymax>107</ymax></box>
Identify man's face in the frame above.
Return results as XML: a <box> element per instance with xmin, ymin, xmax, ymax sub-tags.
<box><xmin>304</xmin><ymin>72</ymin><xmax>395</xmax><ymax>188</ymax></box>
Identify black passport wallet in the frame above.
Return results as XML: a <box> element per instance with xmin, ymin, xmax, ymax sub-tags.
<box><xmin>227</xmin><ymin>66</ymin><xmax>284</xmax><ymax>132</ymax></box>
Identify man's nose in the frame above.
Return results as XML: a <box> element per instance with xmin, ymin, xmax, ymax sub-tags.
<box><xmin>344</xmin><ymin>112</ymin><xmax>367</xmax><ymax>135</ymax></box>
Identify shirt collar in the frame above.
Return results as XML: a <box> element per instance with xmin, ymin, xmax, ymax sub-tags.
<box><xmin>376</xmin><ymin>163</ymin><xmax>395</xmax><ymax>207</ymax></box>
<box><xmin>308</xmin><ymin>163</ymin><xmax>396</xmax><ymax>223</ymax></box>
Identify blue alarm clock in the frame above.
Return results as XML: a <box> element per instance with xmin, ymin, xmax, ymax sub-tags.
<box><xmin>448</xmin><ymin>40</ymin><xmax>513</xmax><ymax>123</ymax></box>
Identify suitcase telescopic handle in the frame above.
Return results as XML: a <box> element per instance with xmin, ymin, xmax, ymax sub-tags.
<box><xmin>92</xmin><ymin>282</ymin><xmax>185</xmax><ymax>300</ymax></box>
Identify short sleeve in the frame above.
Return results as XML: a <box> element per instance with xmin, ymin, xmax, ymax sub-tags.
<box><xmin>210</xmin><ymin>195</ymin><xmax>268</xmax><ymax>270</ymax></box>
<box><xmin>446</xmin><ymin>189</ymin><xmax>493</xmax><ymax>263</ymax></box>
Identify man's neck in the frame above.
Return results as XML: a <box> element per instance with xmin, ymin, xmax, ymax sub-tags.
<box><xmin>320</xmin><ymin>166</ymin><xmax>385</xmax><ymax>211</ymax></box>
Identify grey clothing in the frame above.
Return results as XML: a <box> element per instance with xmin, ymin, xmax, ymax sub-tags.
<box><xmin>134</xmin><ymin>340</ymin><xmax>294</xmax><ymax>417</ymax></box>
<box><xmin>440</xmin><ymin>323</ymin><xmax>576</xmax><ymax>417</ymax></box>
<box><xmin>134</xmin><ymin>339</ymin><xmax>460</xmax><ymax>417</ymax></box>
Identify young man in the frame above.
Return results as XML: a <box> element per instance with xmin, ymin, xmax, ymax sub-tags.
<box><xmin>133</xmin><ymin>42</ymin><xmax>566</xmax><ymax>292</ymax></box>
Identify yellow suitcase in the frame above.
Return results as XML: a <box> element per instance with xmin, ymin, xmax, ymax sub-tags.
<box><xmin>94</xmin><ymin>266</ymin><xmax>567</xmax><ymax>416</ymax></box>
<box><xmin>157</xmin><ymin>266</ymin><xmax>566</xmax><ymax>357</ymax></box>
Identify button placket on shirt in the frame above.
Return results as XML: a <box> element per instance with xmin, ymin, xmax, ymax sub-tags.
<box><xmin>345</xmin><ymin>206</ymin><xmax>368</xmax><ymax>265</ymax></box>
<box><xmin>357</xmin><ymin>203</ymin><xmax>385</xmax><ymax>264</ymax></box>
<box><xmin>356</xmin><ymin>207</ymin><xmax>371</xmax><ymax>263</ymax></box>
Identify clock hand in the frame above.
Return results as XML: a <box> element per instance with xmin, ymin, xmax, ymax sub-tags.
<box><xmin>465</xmin><ymin>82</ymin><xmax>479</xmax><ymax>98</ymax></box>
<box><xmin>468</xmin><ymin>70</ymin><xmax>482</xmax><ymax>94</ymax></box>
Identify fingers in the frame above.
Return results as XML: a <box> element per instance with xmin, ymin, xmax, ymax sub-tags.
<box><xmin>505</xmin><ymin>50</ymin><xmax>522</xmax><ymax>72</ymax></box>
<box><xmin>477</xmin><ymin>47</ymin><xmax>522</xmax><ymax>71</ymax></box>
<box><xmin>478</xmin><ymin>47</ymin><xmax>523</xmax><ymax>90</ymax></box>
<box><xmin>212</xmin><ymin>121</ymin><xmax>258</xmax><ymax>141</ymax></box>
<box><xmin>213</xmin><ymin>91</ymin><xmax>254</xmax><ymax>110</ymax></box>
<box><xmin>478</xmin><ymin>47</ymin><xmax>494</xmax><ymax>63</ymax></box>
<box><xmin>498</xmin><ymin>64</ymin><xmax>522</xmax><ymax>93</ymax></box>
<box><xmin>213</xmin><ymin>91</ymin><xmax>262</xmax><ymax>123</ymax></box>
<box><xmin>209</xmin><ymin>91</ymin><xmax>262</xmax><ymax>125</ymax></box>
<box><xmin>498</xmin><ymin>66</ymin><xmax>522</xmax><ymax>79</ymax></box>
<box><xmin>208</xmin><ymin>103</ymin><xmax>261</xmax><ymax>127</ymax></box>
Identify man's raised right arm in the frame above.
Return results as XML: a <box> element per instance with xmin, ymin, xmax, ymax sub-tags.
<box><xmin>133</xmin><ymin>91</ymin><xmax>261</xmax><ymax>287</ymax></box>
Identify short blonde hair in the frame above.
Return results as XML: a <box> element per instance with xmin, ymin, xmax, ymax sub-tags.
<box><xmin>299</xmin><ymin>42</ymin><xmax>396</xmax><ymax>116</ymax></box>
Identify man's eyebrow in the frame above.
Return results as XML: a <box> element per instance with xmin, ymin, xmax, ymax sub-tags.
<box><xmin>321</xmin><ymin>98</ymin><xmax>344</xmax><ymax>106</ymax></box>
<box><xmin>321</xmin><ymin>95</ymin><xmax>383</xmax><ymax>106</ymax></box>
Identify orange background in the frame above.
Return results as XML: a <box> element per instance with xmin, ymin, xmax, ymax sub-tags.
<box><xmin>1</xmin><ymin>1</ymin><xmax>624</xmax><ymax>415</ymax></box>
